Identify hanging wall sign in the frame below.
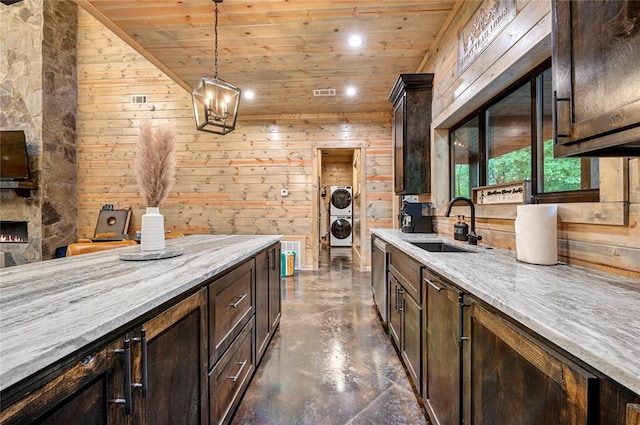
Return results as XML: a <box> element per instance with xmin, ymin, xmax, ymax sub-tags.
<box><xmin>473</xmin><ymin>180</ymin><xmax>531</xmax><ymax>205</ymax></box>
<box><xmin>457</xmin><ymin>0</ymin><xmax>517</xmax><ymax>75</ymax></box>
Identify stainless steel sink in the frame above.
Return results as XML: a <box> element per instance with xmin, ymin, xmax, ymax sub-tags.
<box><xmin>410</xmin><ymin>241</ymin><xmax>474</xmax><ymax>253</ymax></box>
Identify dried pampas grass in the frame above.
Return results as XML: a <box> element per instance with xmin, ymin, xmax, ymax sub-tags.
<box><xmin>135</xmin><ymin>120</ymin><xmax>176</xmax><ymax>207</ymax></box>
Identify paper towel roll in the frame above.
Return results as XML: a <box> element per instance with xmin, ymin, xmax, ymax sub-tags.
<box><xmin>515</xmin><ymin>204</ymin><xmax>558</xmax><ymax>265</ymax></box>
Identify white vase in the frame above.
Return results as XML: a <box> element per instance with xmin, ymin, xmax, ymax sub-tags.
<box><xmin>140</xmin><ymin>207</ymin><xmax>165</xmax><ymax>251</ymax></box>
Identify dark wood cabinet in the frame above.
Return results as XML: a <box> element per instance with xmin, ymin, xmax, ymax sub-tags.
<box><xmin>208</xmin><ymin>259</ymin><xmax>254</xmax><ymax>366</ymax></box>
<box><xmin>135</xmin><ymin>289</ymin><xmax>208</xmax><ymax>425</ymax></box>
<box><xmin>255</xmin><ymin>250</ymin><xmax>270</xmax><ymax>363</ymax></box>
<box><xmin>209</xmin><ymin>320</ymin><xmax>254</xmax><ymax>425</ymax></box>
<box><xmin>401</xmin><ymin>288</ymin><xmax>422</xmax><ymax>387</ymax></box>
<box><xmin>0</xmin><ymin>240</ymin><xmax>282</xmax><ymax>425</ymax></box>
<box><xmin>268</xmin><ymin>245</ymin><xmax>282</xmax><ymax>336</ymax></box>
<box><xmin>423</xmin><ymin>269</ymin><xmax>462</xmax><ymax>425</ymax></box>
<box><xmin>387</xmin><ymin>246</ymin><xmax>423</xmax><ymax>392</ymax></box>
<box><xmin>0</xmin><ymin>337</ymin><xmax>127</xmax><ymax>425</ymax></box>
<box><xmin>552</xmin><ymin>0</ymin><xmax>640</xmax><ymax>157</ymax></box>
<box><xmin>0</xmin><ymin>290</ymin><xmax>208</xmax><ymax>425</ymax></box>
<box><xmin>255</xmin><ymin>245</ymin><xmax>281</xmax><ymax>364</ymax></box>
<box><xmin>388</xmin><ymin>273</ymin><xmax>402</xmax><ymax>347</ymax></box>
<box><xmin>208</xmin><ymin>245</ymin><xmax>280</xmax><ymax>425</ymax></box>
<box><xmin>208</xmin><ymin>259</ymin><xmax>256</xmax><ymax>425</ymax></box>
<box><xmin>463</xmin><ymin>299</ymin><xmax>597</xmax><ymax>425</ymax></box>
<box><xmin>371</xmin><ymin>240</ymin><xmax>640</xmax><ymax>425</ymax></box>
<box><xmin>388</xmin><ymin>74</ymin><xmax>434</xmax><ymax>194</ymax></box>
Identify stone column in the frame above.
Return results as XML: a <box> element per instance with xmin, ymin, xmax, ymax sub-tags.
<box><xmin>0</xmin><ymin>0</ymin><xmax>78</xmax><ymax>265</ymax></box>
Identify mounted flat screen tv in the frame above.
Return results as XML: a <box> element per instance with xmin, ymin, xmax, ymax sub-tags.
<box><xmin>0</xmin><ymin>130</ymin><xmax>30</xmax><ymax>181</ymax></box>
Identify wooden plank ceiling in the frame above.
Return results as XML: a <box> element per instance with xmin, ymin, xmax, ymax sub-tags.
<box><xmin>77</xmin><ymin>0</ymin><xmax>458</xmax><ymax>118</ymax></box>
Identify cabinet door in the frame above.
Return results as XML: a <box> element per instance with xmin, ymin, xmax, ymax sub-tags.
<box><xmin>463</xmin><ymin>300</ymin><xmax>597</xmax><ymax>425</ymax></box>
<box><xmin>268</xmin><ymin>244</ymin><xmax>281</xmax><ymax>334</ymax></box>
<box><xmin>423</xmin><ymin>271</ymin><xmax>461</xmax><ymax>425</ymax></box>
<box><xmin>135</xmin><ymin>289</ymin><xmax>208</xmax><ymax>425</ymax></box>
<box><xmin>401</xmin><ymin>291</ymin><xmax>422</xmax><ymax>391</ymax></box>
<box><xmin>552</xmin><ymin>0</ymin><xmax>640</xmax><ymax>156</ymax></box>
<box><xmin>388</xmin><ymin>74</ymin><xmax>433</xmax><ymax>194</ymax></box>
<box><xmin>255</xmin><ymin>249</ymin><xmax>270</xmax><ymax>363</ymax></box>
<box><xmin>0</xmin><ymin>338</ymin><xmax>128</xmax><ymax>425</ymax></box>
<box><xmin>393</xmin><ymin>97</ymin><xmax>405</xmax><ymax>193</ymax></box>
<box><xmin>388</xmin><ymin>273</ymin><xmax>402</xmax><ymax>348</ymax></box>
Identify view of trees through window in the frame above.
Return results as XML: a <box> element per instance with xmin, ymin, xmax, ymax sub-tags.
<box><xmin>451</xmin><ymin>63</ymin><xmax>598</xmax><ymax>201</ymax></box>
<box><xmin>454</xmin><ymin>164</ymin><xmax>470</xmax><ymax>198</ymax></box>
<box><xmin>541</xmin><ymin>139</ymin><xmax>582</xmax><ymax>192</ymax></box>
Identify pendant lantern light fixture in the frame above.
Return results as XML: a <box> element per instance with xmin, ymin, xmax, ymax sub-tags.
<box><xmin>192</xmin><ymin>0</ymin><xmax>241</xmax><ymax>134</ymax></box>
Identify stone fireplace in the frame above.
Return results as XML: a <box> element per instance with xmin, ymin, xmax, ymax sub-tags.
<box><xmin>1</xmin><ymin>0</ymin><xmax>78</xmax><ymax>267</ymax></box>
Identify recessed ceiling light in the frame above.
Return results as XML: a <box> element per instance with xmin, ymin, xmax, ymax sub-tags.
<box><xmin>346</xmin><ymin>86</ymin><xmax>357</xmax><ymax>97</ymax></box>
<box><xmin>244</xmin><ymin>90</ymin><xmax>255</xmax><ymax>100</ymax></box>
<box><xmin>348</xmin><ymin>35</ymin><xmax>363</xmax><ymax>48</ymax></box>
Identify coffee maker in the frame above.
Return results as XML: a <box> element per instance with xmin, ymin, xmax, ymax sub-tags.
<box><xmin>400</xmin><ymin>200</ymin><xmax>434</xmax><ymax>233</ymax></box>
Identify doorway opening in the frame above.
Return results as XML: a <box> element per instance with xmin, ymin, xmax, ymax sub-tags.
<box><xmin>314</xmin><ymin>147</ymin><xmax>365</xmax><ymax>270</ymax></box>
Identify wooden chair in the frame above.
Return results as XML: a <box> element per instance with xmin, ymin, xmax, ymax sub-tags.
<box><xmin>66</xmin><ymin>240</ymin><xmax>137</xmax><ymax>257</ymax></box>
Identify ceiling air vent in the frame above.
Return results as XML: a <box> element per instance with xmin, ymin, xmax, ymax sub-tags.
<box><xmin>130</xmin><ymin>95</ymin><xmax>148</xmax><ymax>104</ymax></box>
<box><xmin>313</xmin><ymin>89</ymin><xmax>336</xmax><ymax>97</ymax></box>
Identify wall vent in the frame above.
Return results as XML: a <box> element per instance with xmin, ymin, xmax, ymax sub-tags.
<box><xmin>313</xmin><ymin>89</ymin><xmax>336</xmax><ymax>97</ymax></box>
<box><xmin>130</xmin><ymin>95</ymin><xmax>148</xmax><ymax>104</ymax></box>
<box><xmin>280</xmin><ymin>240</ymin><xmax>302</xmax><ymax>270</ymax></box>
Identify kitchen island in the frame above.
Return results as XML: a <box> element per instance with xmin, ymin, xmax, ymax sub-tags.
<box><xmin>372</xmin><ymin>229</ymin><xmax>640</xmax><ymax>425</ymax></box>
<box><xmin>0</xmin><ymin>234</ymin><xmax>282</xmax><ymax>424</ymax></box>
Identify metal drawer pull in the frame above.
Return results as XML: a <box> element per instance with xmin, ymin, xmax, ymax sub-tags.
<box><xmin>112</xmin><ymin>335</ymin><xmax>132</xmax><ymax>415</ymax></box>
<box><xmin>227</xmin><ymin>360</ymin><xmax>248</xmax><ymax>383</ymax></box>
<box><xmin>425</xmin><ymin>278</ymin><xmax>443</xmax><ymax>292</ymax></box>
<box><xmin>132</xmin><ymin>328</ymin><xmax>148</xmax><ymax>398</ymax></box>
<box><xmin>228</xmin><ymin>293</ymin><xmax>248</xmax><ymax>308</ymax></box>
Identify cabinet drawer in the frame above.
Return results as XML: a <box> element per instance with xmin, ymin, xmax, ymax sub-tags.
<box><xmin>209</xmin><ymin>259</ymin><xmax>254</xmax><ymax>366</ymax></box>
<box><xmin>388</xmin><ymin>246</ymin><xmax>421</xmax><ymax>302</ymax></box>
<box><xmin>209</xmin><ymin>320</ymin><xmax>255</xmax><ymax>425</ymax></box>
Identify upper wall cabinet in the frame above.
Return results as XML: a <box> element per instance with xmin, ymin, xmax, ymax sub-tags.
<box><xmin>552</xmin><ymin>0</ymin><xmax>640</xmax><ymax>157</ymax></box>
<box><xmin>389</xmin><ymin>74</ymin><xmax>433</xmax><ymax>194</ymax></box>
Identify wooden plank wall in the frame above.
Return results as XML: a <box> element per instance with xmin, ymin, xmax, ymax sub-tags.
<box><xmin>76</xmin><ymin>9</ymin><xmax>393</xmax><ymax>270</ymax></box>
<box><xmin>423</xmin><ymin>0</ymin><xmax>640</xmax><ymax>278</ymax></box>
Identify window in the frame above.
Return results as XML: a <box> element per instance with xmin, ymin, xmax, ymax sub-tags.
<box><xmin>450</xmin><ymin>61</ymin><xmax>599</xmax><ymax>202</ymax></box>
<box><xmin>452</xmin><ymin>116</ymin><xmax>481</xmax><ymax>198</ymax></box>
<box><xmin>487</xmin><ymin>81</ymin><xmax>531</xmax><ymax>186</ymax></box>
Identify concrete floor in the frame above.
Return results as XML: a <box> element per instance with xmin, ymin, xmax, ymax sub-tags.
<box><xmin>231</xmin><ymin>247</ymin><xmax>428</xmax><ymax>425</ymax></box>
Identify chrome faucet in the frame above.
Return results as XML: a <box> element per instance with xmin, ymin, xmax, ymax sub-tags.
<box><xmin>445</xmin><ymin>196</ymin><xmax>482</xmax><ymax>245</ymax></box>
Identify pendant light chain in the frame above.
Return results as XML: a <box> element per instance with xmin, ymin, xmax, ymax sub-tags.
<box><xmin>214</xmin><ymin>1</ymin><xmax>219</xmax><ymax>80</ymax></box>
<box><xmin>191</xmin><ymin>0</ymin><xmax>241</xmax><ymax>134</ymax></box>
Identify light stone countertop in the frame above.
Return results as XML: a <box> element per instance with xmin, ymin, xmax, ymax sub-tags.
<box><xmin>372</xmin><ymin>229</ymin><xmax>640</xmax><ymax>396</ymax></box>
<box><xmin>0</xmin><ymin>234</ymin><xmax>282</xmax><ymax>394</ymax></box>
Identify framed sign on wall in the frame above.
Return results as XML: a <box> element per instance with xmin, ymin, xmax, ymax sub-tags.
<box><xmin>472</xmin><ymin>180</ymin><xmax>532</xmax><ymax>205</ymax></box>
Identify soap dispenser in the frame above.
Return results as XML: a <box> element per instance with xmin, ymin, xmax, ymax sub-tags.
<box><xmin>454</xmin><ymin>215</ymin><xmax>469</xmax><ymax>241</ymax></box>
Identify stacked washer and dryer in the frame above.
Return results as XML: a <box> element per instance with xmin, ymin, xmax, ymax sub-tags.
<box><xmin>329</xmin><ymin>186</ymin><xmax>353</xmax><ymax>247</ymax></box>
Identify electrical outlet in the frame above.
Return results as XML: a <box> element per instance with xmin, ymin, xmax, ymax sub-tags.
<box><xmin>281</xmin><ymin>189</ymin><xmax>289</xmax><ymax>197</ymax></box>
